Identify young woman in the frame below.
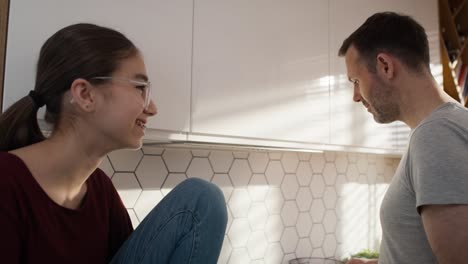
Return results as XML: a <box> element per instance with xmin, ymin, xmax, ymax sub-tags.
<box><xmin>0</xmin><ymin>23</ymin><xmax>227</xmax><ymax>264</ymax></box>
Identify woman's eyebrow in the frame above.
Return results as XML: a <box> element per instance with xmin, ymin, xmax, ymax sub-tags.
<box><xmin>133</xmin><ymin>73</ymin><xmax>148</xmax><ymax>82</ymax></box>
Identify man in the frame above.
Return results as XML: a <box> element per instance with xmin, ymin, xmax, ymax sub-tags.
<box><xmin>339</xmin><ymin>12</ymin><xmax>468</xmax><ymax>264</ymax></box>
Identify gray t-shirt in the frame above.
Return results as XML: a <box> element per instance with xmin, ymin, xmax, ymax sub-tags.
<box><xmin>379</xmin><ymin>102</ymin><xmax>468</xmax><ymax>264</ymax></box>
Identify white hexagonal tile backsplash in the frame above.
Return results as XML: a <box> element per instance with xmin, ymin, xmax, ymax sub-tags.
<box><xmin>105</xmin><ymin>148</ymin><xmax>398</xmax><ymax>263</ymax></box>
<box><xmin>229</xmin><ymin>189</ymin><xmax>252</xmax><ymax>218</ymax></box>
<box><xmin>162</xmin><ymin>149</ymin><xmax>192</xmax><ymax>173</ymax></box>
<box><xmin>248</xmin><ymin>152</ymin><xmax>269</xmax><ymax>174</ymax></box>
<box><xmin>296</xmin><ymin>212</ymin><xmax>312</xmax><ymax>238</ymax></box>
<box><xmin>264</xmin><ymin>242</ymin><xmax>283</xmax><ymax>264</ymax></box>
<box><xmin>229</xmin><ymin>218</ymin><xmax>251</xmax><ymax>248</ymax></box>
<box><xmin>248</xmin><ymin>203</ymin><xmax>269</xmax><ymax>231</ymax></box>
<box><xmin>265</xmin><ymin>214</ymin><xmax>284</xmax><ymax>243</ymax></box>
<box><xmin>281</xmin><ymin>227</ymin><xmax>299</xmax><ymax>254</ymax></box>
<box><xmin>265</xmin><ymin>161</ymin><xmax>285</xmax><ymax>186</ymax></box>
<box><xmin>209</xmin><ymin>151</ymin><xmax>234</xmax><ymax>173</ymax></box>
<box><xmin>229</xmin><ymin>159</ymin><xmax>252</xmax><ymax>187</ymax></box>
<box><xmin>281</xmin><ymin>175</ymin><xmax>299</xmax><ymax>200</ymax></box>
<box><xmin>112</xmin><ymin>172</ymin><xmax>141</xmax><ymax>208</ymax></box>
<box><xmin>247</xmin><ymin>231</ymin><xmax>268</xmax><ymax>260</ymax></box>
<box><xmin>135</xmin><ymin>156</ymin><xmax>167</xmax><ymax>189</ymax></box>
<box><xmin>98</xmin><ymin>155</ymin><xmax>114</xmax><ymax>178</ymax></box>
<box><xmin>281</xmin><ymin>152</ymin><xmax>299</xmax><ymax>173</ymax></box>
<box><xmin>186</xmin><ymin>157</ymin><xmax>213</xmax><ymax>181</ymax></box>
<box><xmin>108</xmin><ymin>149</ymin><xmax>143</xmax><ymax>172</ymax></box>
<box><xmin>296</xmin><ymin>162</ymin><xmax>313</xmax><ymax>187</ymax></box>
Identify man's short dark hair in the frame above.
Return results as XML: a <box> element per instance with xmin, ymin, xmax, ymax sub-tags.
<box><xmin>338</xmin><ymin>12</ymin><xmax>430</xmax><ymax>73</ymax></box>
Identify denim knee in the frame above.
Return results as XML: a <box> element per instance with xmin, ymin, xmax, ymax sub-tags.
<box><xmin>179</xmin><ymin>178</ymin><xmax>227</xmax><ymax>225</ymax></box>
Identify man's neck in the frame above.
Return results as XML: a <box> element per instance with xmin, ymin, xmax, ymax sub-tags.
<box><xmin>398</xmin><ymin>76</ymin><xmax>456</xmax><ymax>129</ymax></box>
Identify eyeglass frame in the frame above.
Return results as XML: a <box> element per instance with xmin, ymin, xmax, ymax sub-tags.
<box><xmin>90</xmin><ymin>76</ymin><xmax>152</xmax><ymax>110</ymax></box>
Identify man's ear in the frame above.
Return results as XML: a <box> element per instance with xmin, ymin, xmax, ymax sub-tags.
<box><xmin>69</xmin><ymin>78</ymin><xmax>96</xmax><ymax>112</ymax></box>
<box><xmin>376</xmin><ymin>53</ymin><xmax>395</xmax><ymax>80</ymax></box>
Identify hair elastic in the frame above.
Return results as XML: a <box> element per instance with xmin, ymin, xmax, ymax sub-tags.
<box><xmin>28</xmin><ymin>90</ymin><xmax>45</xmax><ymax>108</ymax></box>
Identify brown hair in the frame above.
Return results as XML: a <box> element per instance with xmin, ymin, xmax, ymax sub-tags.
<box><xmin>338</xmin><ymin>12</ymin><xmax>430</xmax><ymax>73</ymax></box>
<box><xmin>0</xmin><ymin>23</ymin><xmax>138</xmax><ymax>151</ymax></box>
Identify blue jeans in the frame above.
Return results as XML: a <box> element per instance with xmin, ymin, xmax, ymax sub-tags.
<box><xmin>110</xmin><ymin>178</ymin><xmax>228</xmax><ymax>264</ymax></box>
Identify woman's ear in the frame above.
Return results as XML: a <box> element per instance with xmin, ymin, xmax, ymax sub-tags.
<box><xmin>69</xmin><ymin>78</ymin><xmax>96</xmax><ymax>112</ymax></box>
<box><xmin>376</xmin><ymin>53</ymin><xmax>395</xmax><ymax>80</ymax></box>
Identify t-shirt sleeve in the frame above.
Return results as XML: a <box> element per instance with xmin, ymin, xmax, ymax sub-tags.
<box><xmin>0</xmin><ymin>175</ymin><xmax>24</xmax><ymax>263</ymax></box>
<box><xmin>103</xmin><ymin>173</ymin><xmax>134</xmax><ymax>261</ymax></box>
<box><xmin>409</xmin><ymin>119</ymin><xmax>468</xmax><ymax>211</ymax></box>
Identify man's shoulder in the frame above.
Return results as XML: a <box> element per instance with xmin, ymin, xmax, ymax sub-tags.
<box><xmin>418</xmin><ymin>102</ymin><xmax>468</xmax><ymax>130</ymax></box>
<box><xmin>412</xmin><ymin>104</ymin><xmax>468</xmax><ymax>144</ymax></box>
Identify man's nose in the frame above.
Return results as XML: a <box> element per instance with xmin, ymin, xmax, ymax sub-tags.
<box><xmin>353</xmin><ymin>86</ymin><xmax>362</xmax><ymax>103</ymax></box>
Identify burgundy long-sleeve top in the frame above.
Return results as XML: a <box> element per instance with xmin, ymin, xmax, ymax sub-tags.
<box><xmin>0</xmin><ymin>152</ymin><xmax>133</xmax><ymax>264</ymax></box>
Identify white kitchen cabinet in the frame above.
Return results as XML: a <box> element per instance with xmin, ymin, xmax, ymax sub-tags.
<box><xmin>4</xmin><ymin>0</ymin><xmax>437</xmax><ymax>153</ymax></box>
<box><xmin>191</xmin><ymin>0</ymin><xmax>330</xmax><ymax>144</ymax></box>
<box><xmin>4</xmin><ymin>0</ymin><xmax>193</xmax><ymax>133</ymax></box>
<box><xmin>329</xmin><ymin>0</ymin><xmax>438</xmax><ymax>151</ymax></box>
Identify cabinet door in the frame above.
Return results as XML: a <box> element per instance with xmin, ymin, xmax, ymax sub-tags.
<box><xmin>192</xmin><ymin>0</ymin><xmax>330</xmax><ymax>144</ymax></box>
<box><xmin>4</xmin><ymin>0</ymin><xmax>193</xmax><ymax>132</ymax></box>
<box><xmin>329</xmin><ymin>0</ymin><xmax>438</xmax><ymax>150</ymax></box>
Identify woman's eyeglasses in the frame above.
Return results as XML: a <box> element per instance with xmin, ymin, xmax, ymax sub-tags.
<box><xmin>91</xmin><ymin>76</ymin><xmax>152</xmax><ymax>110</ymax></box>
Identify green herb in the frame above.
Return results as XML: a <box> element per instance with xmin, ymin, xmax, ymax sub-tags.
<box><xmin>351</xmin><ymin>249</ymin><xmax>379</xmax><ymax>259</ymax></box>
<box><xmin>342</xmin><ymin>249</ymin><xmax>379</xmax><ymax>262</ymax></box>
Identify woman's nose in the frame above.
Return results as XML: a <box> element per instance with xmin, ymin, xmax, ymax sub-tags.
<box><xmin>144</xmin><ymin>99</ymin><xmax>157</xmax><ymax>116</ymax></box>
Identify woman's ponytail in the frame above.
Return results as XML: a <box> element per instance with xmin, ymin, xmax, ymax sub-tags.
<box><xmin>0</xmin><ymin>95</ymin><xmax>45</xmax><ymax>151</ymax></box>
